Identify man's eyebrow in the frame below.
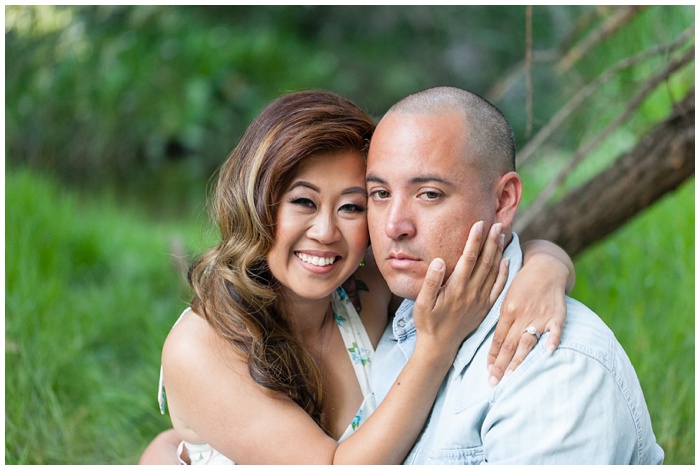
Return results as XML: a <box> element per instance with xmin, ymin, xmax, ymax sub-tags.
<box><xmin>366</xmin><ymin>174</ymin><xmax>387</xmax><ymax>184</ymax></box>
<box><xmin>409</xmin><ymin>176</ymin><xmax>455</xmax><ymax>187</ymax></box>
<box><xmin>366</xmin><ymin>174</ymin><xmax>455</xmax><ymax>188</ymax></box>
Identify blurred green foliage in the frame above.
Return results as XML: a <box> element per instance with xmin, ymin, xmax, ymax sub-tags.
<box><xmin>7</xmin><ymin>5</ymin><xmax>693</xmax><ymax>204</ymax></box>
<box><xmin>5</xmin><ymin>5</ymin><xmax>695</xmax><ymax>465</ymax></box>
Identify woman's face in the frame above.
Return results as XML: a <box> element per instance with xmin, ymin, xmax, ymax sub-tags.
<box><xmin>267</xmin><ymin>151</ymin><xmax>369</xmax><ymax>302</ymax></box>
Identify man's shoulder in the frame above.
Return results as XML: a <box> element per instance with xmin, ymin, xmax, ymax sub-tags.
<box><xmin>543</xmin><ymin>296</ymin><xmax>637</xmax><ymax>377</ymax></box>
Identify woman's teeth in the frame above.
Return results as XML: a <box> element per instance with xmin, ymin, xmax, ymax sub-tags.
<box><xmin>295</xmin><ymin>252</ymin><xmax>337</xmax><ymax>267</ymax></box>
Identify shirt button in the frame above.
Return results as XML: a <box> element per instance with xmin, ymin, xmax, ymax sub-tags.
<box><xmin>397</xmin><ymin>318</ymin><xmax>406</xmax><ymax>328</ymax></box>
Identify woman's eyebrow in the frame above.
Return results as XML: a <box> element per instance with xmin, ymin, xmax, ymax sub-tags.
<box><xmin>343</xmin><ymin>187</ymin><xmax>368</xmax><ymax>196</ymax></box>
<box><xmin>288</xmin><ymin>181</ymin><xmax>367</xmax><ymax>196</ymax></box>
<box><xmin>287</xmin><ymin>181</ymin><xmax>320</xmax><ymax>192</ymax></box>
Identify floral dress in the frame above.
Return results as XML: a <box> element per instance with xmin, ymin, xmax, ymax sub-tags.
<box><xmin>158</xmin><ymin>287</ymin><xmax>377</xmax><ymax>465</ymax></box>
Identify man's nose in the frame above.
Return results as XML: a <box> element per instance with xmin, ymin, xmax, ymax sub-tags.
<box><xmin>385</xmin><ymin>199</ymin><xmax>416</xmax><ymax>241</ymax></box>
<box><xmin>307</xmin><ymin>212</ymin><xmax>342</xmax><ymax>244</ymax></box>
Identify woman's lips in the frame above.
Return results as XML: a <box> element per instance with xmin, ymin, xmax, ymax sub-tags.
<box><xmin>294</xmin><ymin>251</ymin><xmax>342</xmax><ymax>274</ymax></box>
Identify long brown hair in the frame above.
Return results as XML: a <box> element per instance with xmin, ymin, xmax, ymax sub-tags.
<box><xmin>188</xmin><ymin>90</ymin><xmax>374</xmax><ymax>429</ymax></box>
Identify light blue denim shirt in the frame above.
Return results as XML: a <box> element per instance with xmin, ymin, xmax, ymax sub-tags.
<box><xmin>372</xmin><ymin>233</ymin><xmax>664</xmax><ymax>464</ymax></box>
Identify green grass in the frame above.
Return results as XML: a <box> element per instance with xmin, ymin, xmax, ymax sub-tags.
<box><xmin>571</xmin><ymin>178</ymin><xmax>695</xmax><ymax>465</ymax></box>
<box><xmin>5</xmin><ymin>168</ymin><xmax>695</xmax><ymax>464</ymax></box>
<box><xmin>5</xmin><ymin>168</ymin><xmax>214</xmax><ymax>464</ymax></box>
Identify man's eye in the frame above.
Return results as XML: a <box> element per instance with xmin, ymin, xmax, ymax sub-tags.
<box><xmin>371</xmin><ymin>190</ymin><xmax>390</xmax><ymax>199</ymax></box>
<box><xmin>420</xmin><ymin>191</ymin><xmax>441</xmax><ymax>200</ymax></box>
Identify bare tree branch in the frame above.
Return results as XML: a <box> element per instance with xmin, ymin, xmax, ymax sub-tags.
<box><xmin>486</xmin><ymin>49</ymin><xmax>558</xmax><ymax>104</ymax></box>
<box><xmin>559</xmin><ymin>6</ymin><xmax>615</xmax><ymax>52</ymax></box>
<box><xmin>556</xmin><ymin>6</ymin><xmax>647</xmax><ymax>74</ymax></box>
<box><xmin>518</xmin><ymin>26</ymin><xmax>694</xmax><ymax>166</ymax></box>
<box><xmin>517</xmin><ymin>89</ymin><xmax>694</xmax><ymax>257</ymax></box>
<box><xmin>515</xmin><ymin>46</ymin><xmax>694</xmax><ymax>231</ymax></box>
<box><xmin>525</xmin><ymin>5</ymin><xmax>533</xmax><ymax>138</ymax></box>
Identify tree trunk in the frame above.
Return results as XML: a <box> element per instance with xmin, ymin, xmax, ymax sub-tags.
<box><xmin>516</xmin><ymin>89</ymin><xmax>694</xmax><ymax>257</ymax></box>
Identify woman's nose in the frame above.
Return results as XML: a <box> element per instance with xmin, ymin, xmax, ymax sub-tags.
<box><xmin>307</xmin><ymin>213</ymin><xmax>342</xmax><ymax>244</ymax></box>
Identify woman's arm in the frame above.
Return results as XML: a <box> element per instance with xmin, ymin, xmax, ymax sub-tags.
<box><xmin>486</xmin><ymin>239</ymin><xmax>575</xmax><ymax>385</ymax></box>
<box><xmin>138</xmin><ymin>429</ymin><xmax>186</xmax><ymax>465</ymax></box>
<box><xmin>162</xmin><ymin>220</ymin><xmax>507</xmax><ymax>465</ymax></box>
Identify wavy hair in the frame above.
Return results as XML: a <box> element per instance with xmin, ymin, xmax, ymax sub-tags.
<box><xmin>188</xmin><ymin>90</ymin><xmax>374</xmax><ymax>429</ymax></box>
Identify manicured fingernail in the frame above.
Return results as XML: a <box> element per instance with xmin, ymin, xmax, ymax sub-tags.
<box><xmin>487</xmin><ymin>364</ymin><xmax>493</xmax><ymax>373</ymax></box>
<box><xmin>504</xmin><ymin>369</ymin><xmax>513</xmax><ymax>377</ymax></box>
<box><xmin>547</xmin><ymin>343</ymin><xmax>556</xmax><ymax>354</ymax></box>
<box><xmin>489</xmin><ymin>375</ymin><xmax>499</xmax><ymax>387</ymax></box>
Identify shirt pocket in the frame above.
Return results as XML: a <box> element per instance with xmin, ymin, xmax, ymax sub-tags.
<box><xmin>426</xmin><ymin>446</ymin><xmax>485</xmax><ymax>465</ymax></box>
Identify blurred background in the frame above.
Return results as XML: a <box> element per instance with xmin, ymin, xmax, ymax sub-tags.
<box><xmin>5</xmin><ymin>5</ymin><xmax>694</xmax><ymax>464</ymax></box>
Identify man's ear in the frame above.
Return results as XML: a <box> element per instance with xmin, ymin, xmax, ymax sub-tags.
<box><xmin>495</xmin><ymin>171</ymin><xmax>522</xmax><ymax>228</ymax></box>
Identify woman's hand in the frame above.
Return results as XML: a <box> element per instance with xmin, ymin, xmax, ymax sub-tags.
<box><xmin>486</xmin><ymin>240</ymin><xmax>574</xmax><ymax>386</ymax></box>
<box><xmin>413</xmin><ymin>221</ymin><xmax>509</xmax><ymax>358</ymax></box>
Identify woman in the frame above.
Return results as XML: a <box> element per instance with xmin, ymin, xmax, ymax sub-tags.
<box><xmin>145</xmin><ymin>90</ymin><xmax>574</xmax><ymax>465</ymax></box>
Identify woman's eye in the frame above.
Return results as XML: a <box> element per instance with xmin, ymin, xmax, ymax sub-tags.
<box><xmin>340</xmin><ymin>203</ymin><xmax>367</xmax><ymax>213</ymax></box>
<box><xmin>290</xmin><ymin>197</ymin><xmax>316</xmax><ymax>209</ymax></box>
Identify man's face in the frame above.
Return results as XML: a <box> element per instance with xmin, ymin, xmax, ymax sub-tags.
<box><xmin>366</xmin><ymin>110</ymin><xmax>497</xmax><ymax>301</ymax></box>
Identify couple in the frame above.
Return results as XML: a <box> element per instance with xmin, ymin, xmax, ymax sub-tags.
<box><xmin>141</xmin><ymin>87</ymin><xmax>662</xmax><ymax>464</ymax></box>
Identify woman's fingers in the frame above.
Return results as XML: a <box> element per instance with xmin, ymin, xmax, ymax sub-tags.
<box><xmin>544</xmin><ymin>315</ymin><xmax>564</xmax><ymax>354</ymax></box>
<box><xmin>447</xmin><ymin>221</ymin><xmax>503</xmax><ymax>295</ymax></box>
<box><xmin>464</xmin><ymin>223</ymin><xmax>503</xmax><ymax>292</ymax></box>
<box><xmin>413</xmin><ymin>258</ymin><xmax>446</xmax><ymax>316</ymax></box>
<box><xmin>487</xmin><ymin>315</ymin><xmax>565</xmax><ymax>386</ymax></box>
<box><xmin>447</xmin><ymin>220</ymin><xmax>484</xmax><ymax>287</ymax></box>
<box><xmin>489</xmin><ymin>258</ymin><xmax>509</xmax><ymax>305</ymax></box>
<box><xmin>488</xmin><ymin>329</ymin><xmax>540</xmax><ymax>386</ymax></box>
<box><xmin>478</xmin><ymin>229</ymin><xmax>506</xmax><ymax>301</ymax></box>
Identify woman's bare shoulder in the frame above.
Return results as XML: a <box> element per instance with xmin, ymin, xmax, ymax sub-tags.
<box><xmin>162</xmin><ymin>309</ymin><xmax>247</xmax><ymax>383</ymax></box>
<box><xmin>160</xmin><ymin>310</ymin><xmax>337</xmax><ymax>463</ymax></box>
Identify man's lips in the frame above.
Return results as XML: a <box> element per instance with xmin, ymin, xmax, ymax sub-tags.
<box><xmin>387</xmin><ymin>252</ymin><xmax>422</xmax><ymax>270</ymax></box>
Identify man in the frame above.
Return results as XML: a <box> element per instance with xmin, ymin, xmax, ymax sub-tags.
<box><xmin>366</xmin><ymin>86</ymin><xmax>663</xmax><ymax>464</ymax></box>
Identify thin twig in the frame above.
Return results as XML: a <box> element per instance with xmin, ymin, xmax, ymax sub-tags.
<box><xmin>559</xmin><ymin>6</ymin><xmax>614</xmax><ymax>53</ymax></box>
<box><xmin>516</xmin><ymin>46</ymin><xmax>694</xmax><ymax>231</ymax></box>
<box><xmin>525</xmin><ymin>5</ymin><xmax>533</xmax><ymax>138</ymax></box>
<box><xmin>518</xmin><ymin>25</ymin><xmax>694</xmax><ymax>166</ymax></box>
<box><xmin>556</xmin><ymin>6</ymin><xmax>647</xmax><ymax>74</ymax></box>
<box><xmin>486</xmin><ymin>49</ymin><xmax>557</xmax><ymax>103</ymax></box>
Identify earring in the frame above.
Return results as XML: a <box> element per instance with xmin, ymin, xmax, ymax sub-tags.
<box><xmin>359</xmin><ymin>259</ymin><xmax>366</xmax><ymax>267</ymax></box>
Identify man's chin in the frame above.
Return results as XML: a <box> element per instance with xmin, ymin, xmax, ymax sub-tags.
<box><xmin>385</xmin><ymin>277</ymin><xmax>422</xmax><ymax>302</ymax></box>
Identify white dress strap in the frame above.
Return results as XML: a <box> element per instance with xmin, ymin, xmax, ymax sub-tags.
<box><xmin>332</xmin><ymin>287</ymin><xmax>377</xmax><ymax>441</ymax></box>
<box><xmin>158</xmin><ymin>307</ymin><xmax>192</xmax><ymax>415</ymax></box>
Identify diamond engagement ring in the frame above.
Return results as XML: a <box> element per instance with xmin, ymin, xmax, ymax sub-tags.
<box><xmin>524</xmin><ymin>325</ymin><xmax>541</xmax><ymax>340</ymax></box>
